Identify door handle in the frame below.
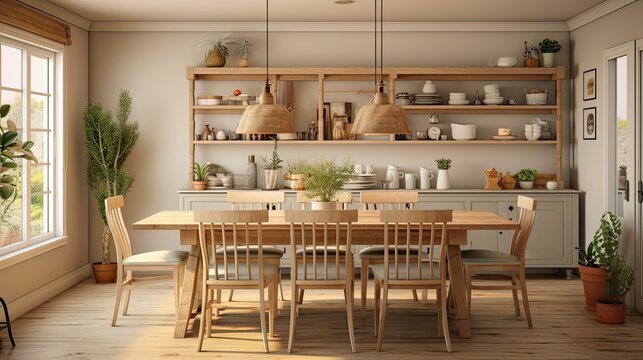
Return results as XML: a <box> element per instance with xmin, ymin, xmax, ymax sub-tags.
<box><xmin>624</xmin><ymin>180</ymin><xmax>630</xmax><ymax>202</ymax></box>
<box><xmin>638</xmin><ymin>181</ymin><xmax>643</xmax><ymax>204</ymax></box>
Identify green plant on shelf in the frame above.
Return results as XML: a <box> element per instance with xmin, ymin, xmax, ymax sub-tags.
<box><xmin>261</xmin><ymin>138</ymin><xmax>283</xmax><ymax>170</ymax></box>
<box><xmin>539</xmin><ymin>38</ymin><xmax>561</xmax><ymax>54</ymax></box>
<box><xmin>516</xmin><ymin>168</ymin><xmax>537</xmax><ymax>182</ymax></box>
<box><xmin>192</xmin><ymin>162</ymin><xmax>211</xmax><ymax>182</ymax></box>
<box><xmin>303</xmin><ymin>157</ymin><xmax>356</xmax><ymax>203</ymax></box>
<box><xmin>435</xmin><ymin>158</ymin><xmax>452</xmax><ymax>170</ymax></box>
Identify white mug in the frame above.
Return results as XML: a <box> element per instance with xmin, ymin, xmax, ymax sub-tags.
<box><xmin>364</xmin><ymin>164</ymin><xmax>374</xmax><ymax>174</ymax></box>
<box><xmin>405</xmin><ymin>173</ymin><xmax>417</xmax><ymax>190</ymax></box>
<box><xmin>354</xmin><ymin>164</ymin><xmax>364</xmax><ymax>174</ymax></box>
<box><xmin>488</xmin><ymin>56</ymin><xmax>517</xmax><ymax>67</ymax></box>
<box><xmin>420</xmin><ymin>167</ymin><xmax>434</xmax><ymax>190</ymax></box>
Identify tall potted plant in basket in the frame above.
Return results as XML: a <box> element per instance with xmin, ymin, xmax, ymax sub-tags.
<box><xmin>84</xmin><ymin>90</ymin><xmax>139</xmax><ymax>283</ymax></box>
<box><xmin>204</xmin><ymin>33</ymin><xmax>236</xmax><ymax>67</ymax></box>
<box><xmin>592</xmin><ymin>212</ymin><xmax>634</xmax><ymax>324</ymax></box>
<box><xmin>1</xmin><ymin>104</ymin><xmax>38</xmax><ymax>247</ymax></box>
<box><xmin>261</xmin><ymin>138</ymin><xmax>283</xmax><ymax>190</ymax></box>
<box><xmin>302</xmin><ymin>157</ymin><xmax>356</xmax><ymax>210</ymax></box>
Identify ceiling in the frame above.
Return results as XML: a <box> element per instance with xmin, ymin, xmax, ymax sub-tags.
<box><xmin>46</xmin><ymin>0</ymin><xmax>606</xmax><ymax>23</ymax></box>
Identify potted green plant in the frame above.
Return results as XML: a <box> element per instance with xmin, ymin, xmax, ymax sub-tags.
<box><xmin>238</xmin><ymin>40</ymin><xmax>252</xmax><ymax>67</ymax></box>
<box><xmin>192</xmin><ymin>162</ymin><xmax>210</xmax><ymax>190</ymax></box>
<box><xmin>516</xmin><ymin>168</ymin><xmax>537</xmax><ymax>189</ymax></box>
<box><xmin>285</xmin><ymin>160</ymin><xmax>308</xmax><ymax>190</ymax></box>
<box><xmin>591</xmin><ymin>212</ymin><xmax>634</xmax><ymax>324</ymax></box>
<box><xmin>302</xmin><ymin>157</ymin><xmax>356</xmax><ymax>210</ymax></box>
<box><xmin>435</xmin><ymin>158</ymin><xmax>452</xmax><ymax>190</ymax></box>
<box><xmin>1</xmin><ymin>104</ymin><xmax>38</xmax><ymax>247</ymax></box>
<box><xmin>84</xmin><ymin>90</ymin><xmax>139</xmax><ymax>283</ymax></box>
<box><xmin>538</xmin><ymin>38</ymin><xmax>561</xmax><ymax>68</ymax></box>
<box><xmin>576</xmin><ymin>240</ymin><xmax>606</xmax><ymax>311</ymax></box>
<box><xmin>204</xmin><ymin>33</ymin><xmax>236</xmax><ymax>67</ymax></box>
<box><xmin>261</xmin><ymin>138</ymin><xmax>283</xmax><ymax>190</ymax></box>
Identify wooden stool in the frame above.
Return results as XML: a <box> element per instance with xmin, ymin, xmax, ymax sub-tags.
<box><xmin>0</xmin><ymin>297</ymin><xmax>16</xmax><ymax>348</ymax></box>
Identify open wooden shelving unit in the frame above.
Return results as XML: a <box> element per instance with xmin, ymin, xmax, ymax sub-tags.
<box><xmin>187</xmin><ymin>66</ymin><xmax>565</xmax><ymax>186</ymax></box>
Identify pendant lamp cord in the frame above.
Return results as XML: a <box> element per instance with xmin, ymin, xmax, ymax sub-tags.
<box><xmin>266</xmin><ymin>0</ymin><xmax>269</xmax><ymax>83</ymax></box>
<box><xmin>380</xmin><ymin>0</ymin><xmax>383</xmax><ymax>84</ymax></box>
<box><xmin>374</xmin><ymin>0</ymin><xmax>377</xmax><ymax>87</ymax></box>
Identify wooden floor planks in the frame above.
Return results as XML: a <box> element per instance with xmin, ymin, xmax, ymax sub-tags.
<box><xmin>2</xmin><ymin>275</ymin><xmax>643</xmax><ymax>359</ymax></box>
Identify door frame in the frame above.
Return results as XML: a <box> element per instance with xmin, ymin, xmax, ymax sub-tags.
<box><xmin>636</xmin><ymin>39</ymin><xmax>643</xmax><ymax>311</ymax></box>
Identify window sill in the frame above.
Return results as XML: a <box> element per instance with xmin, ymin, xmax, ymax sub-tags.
<box><xmin>0</xmin><ymin>236</ymin><xmax>68</xmax><ymax>271</ymax></box>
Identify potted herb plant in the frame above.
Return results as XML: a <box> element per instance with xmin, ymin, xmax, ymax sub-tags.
<box><xmin>238</xmin><ymin>40</ymin><xmax>252</xmax><ymax>67</ymax></box>
<box><xmin>285</xmin><ymin>160</ymin><xmax>308</xmax><ymax>190</ymax></box>
<box><xmin>538</xmin><ymin>38</ymin><xmax>561</xmax><ymax>68</ymax></box>
<box><xmin>1</xmin><ymin>104</ymin><xmax>38</xmax><ymax>247</ymax></box>
<box><xmin>302</xmin><ymin>157</ymin><xmax>356</xmax><ymax>210</ymax></box>
<box><xmin>576</xmin><ymin>240</ymin><xmax>606</xmax><ymax>311</ymax></box>
<box><xmin>435</xmin><ymin>158</ymin><xmax>452</xmax><ymax>190</ymax></box>
<box><xmin>204</xmin><ymin>33</ymin><xmax>236</xmax><ymax>67</ymax></box>
<box><xmin>84</xmin><ymin>90</ymin><xmax>139</xmax><ymax>283</ymax></box>
<box><xmin>261</xmin><ymin>138</ymin><xmax>283</xmax><ymax>190</ymax></box>
<box><xmin>192</xmin><ymin>162</ymin><xmax>210</xmax><ymax>190</ymax></box>
<box><xmin>592</xmin><ymin>212</ymin><xmax>634</xmax><ymax>324</ymax></box>
<box><xmin>516</xmin><ymin>168</ymin><xmax>537</xmax><ymax>189</ymax></box>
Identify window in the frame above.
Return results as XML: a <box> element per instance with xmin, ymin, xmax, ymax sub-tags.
<box><xmin>1</xmin><ymin>34</ymin><xmax>58</xmax><ymax>255</ymax></box>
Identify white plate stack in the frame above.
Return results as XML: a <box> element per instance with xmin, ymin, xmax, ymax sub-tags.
<box><xmin>206</xmin><ymin>175</ymin><xmax>224</xmax><ymax>189</ymax></box>
<box><xmin>342</xmin><ymin>174</ymin><xmax>377</xmax><ymax>190</ymax></box>
<box><xmin>482</xmin><ymin>84</ymin><xmax>504</xmax><ymax>105</ymax></box>
<box><xmin>413</xmin><ymin>93</ymin><xmax>443</xmax><ymax>105</ymax></box>
<box><xmin>448</xmin><ymin>93</ymin><xmax>470</xmax><ymax>105</ymax></box>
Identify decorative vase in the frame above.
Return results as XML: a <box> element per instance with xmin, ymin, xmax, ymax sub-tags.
<box><xmin>596</xmin><ymin>301</ymin><xmax>626</xmax><ymax>324</ymax></box>
<box><xmin>578</xmin><ymin>265</ymin><xmax>606</xmax><ymax>311</ymax></box>
<box><xmin>541</xmin><ymin>53</ymin><xmax>554</xmax><ymax>67</ymax></box>
<box><xmin>205</xmin><ymin>49</ymin><xmax>226</xmax><ymax>67</ymax></box>
<box><xmin>524</xmin><ymin>58</ymin><xmax>540</xmax><ymax>67</ymax></box>
<box><xmin>332</xmin><ymin>119</ymin><xmax>345</xmax><ymax>140</ymax></box>
<box><xmin>192</xmin><ymin>181</ymin><xmax>207</xmax><ymax>191</ymax></box>
<box><xmin>519</xmin><ymin>181</ymin><xmax>534</xmax><ymax>189</ymax></box>
<box><xmin>436</xmin><ymin>169</ymin><xmax>450</xmax><ymax>190</ymax></box>
<box><xmin>422</xmin><ymin>80</ymin><xmax>436</xmax><ymax>94</ymax></box>
<box><xmin>264</xmin><ymin>169</ymin><xmax>280</xmax><ymax>190</ymax></box>
<box><xmin>201</xmin><ymin>124</ymin><xmax>213</xmax><ymax>140</ymax></box>
<box><xmin>92</xmin><ymin>262</ymin><xmax>117</xmax><ymax>283</ymax></box>
<box><xmin>289</xmin><ymin>174</ymin><xmax>307</xmax><ymax>190</ymax></box>
<box><xmin>311</xmin><ymin>201</ymin><xmax>338</xmax><ymax>211</ymax></box>
<box><xmin>238</xmin><ymin>58</ymin><xmax>250</xmax><ymax>67</ymax></box>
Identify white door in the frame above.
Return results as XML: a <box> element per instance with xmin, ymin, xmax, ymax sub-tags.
<box><xmin>604</xmin><ymin>42</ymin><xmax>637</xmax><ymax>309</ymax></box>
<box><xmin>636</xmin><ymin>39</ymin><xmax>643</xmax><ymax>311</ymax></box>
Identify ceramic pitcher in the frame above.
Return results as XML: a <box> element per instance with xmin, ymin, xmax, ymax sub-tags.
<box><xmin>386</xmin><ymin>165</ymin><xmax>404</xmax><ymax>189</ymax></box>
<box><xmin>420</xmin><ymin>167</ymin><xmax>434</xmax><ymax>190</ymax></box>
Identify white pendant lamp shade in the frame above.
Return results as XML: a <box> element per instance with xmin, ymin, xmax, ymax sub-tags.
<box><xmin>236</xmin><ymin>82</ymin><xmax>294</xmax><ymax>134</ymax></box>
<box><xmin>351</xmin><ymin>82</ymin><xmax>410</xmax><ymax>135</ymax></box>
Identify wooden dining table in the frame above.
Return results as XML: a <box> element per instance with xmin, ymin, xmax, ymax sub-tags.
<box><xmin>133</xmin><ymin>209</ymin><xmax>520</xmax><ymax>339</ymax></box>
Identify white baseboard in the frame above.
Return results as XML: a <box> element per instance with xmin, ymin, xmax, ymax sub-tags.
<box><xmin>4</xmin><ymin>264</ymin><xmax>91</xmax><ymax>320</ymax></box>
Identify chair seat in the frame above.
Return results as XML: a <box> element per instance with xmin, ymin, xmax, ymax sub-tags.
<box><xmin>359</xmin><ymin>246</ymin><xmax>421</xmax><ymax>259</ymax></box>
<box><xmin>295</xmin><ymin>246</ymin><xmax>347</xmax><ymax>257</ymax></box>
<box><xmin>295</xmin><ymin>262</ymin><xmax>349</xmax><ymax>280</ymax></box>
<box><xmin>370</xmin><ymin>262</ymin><xmax>441</xmax><ymax>281</ymax></box>
<box><xmin>123</xmin><ymin>250</ymin><xmax>189</xmax><ymax>266</ymax></box>
<box><xmin>209</xmin><ymin>263</ymin><xmax>279</xmax><ymax>282</ymax></box>
<box><xmin>460</xmin><ymin>249</ymin><xmax>521</xmax><ymax>265</ymax></box>
<box><xmin>216</xmin><ymin>246</ymin><xmax>284</xmax><ymax>258</ymax></box>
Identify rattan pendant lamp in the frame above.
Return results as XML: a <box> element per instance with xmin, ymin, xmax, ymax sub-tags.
<box><xmin>351</xmin><ymin>0</ymin><xmax>409</xmax><ymax>135</ymax></box>
<box><xmin>236</xmin><ymin>0</ymin><xmax>294</xmax><ymax>135</ymax></box>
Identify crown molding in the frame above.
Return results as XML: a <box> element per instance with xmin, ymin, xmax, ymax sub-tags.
<box><xmin>566</xmin><ymin>0</ymin><xmax>636</xmax><ymax>31</ymax></box>
<box><xmin>17</xmin><ymin>0</ymin><xmax>92</xmax><ymax>31</ymax></box>
<box><xmin>89</xmin><ymin>21</ymin><xmax>569</xmax><ymax>33</ymax></box>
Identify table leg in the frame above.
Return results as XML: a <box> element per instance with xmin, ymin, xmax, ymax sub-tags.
<box><xmin>174</xmin><ymin>239</ymin><xmax>201</xmax><ymax>338</ymax></box>
<box><xmin>447</xmin><ymin>231</ymin><xmax>471</xmax><ymax>339</ymax></box>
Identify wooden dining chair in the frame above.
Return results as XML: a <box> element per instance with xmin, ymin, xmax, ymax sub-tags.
<box><xmin>285</xmin><ymin>209</ymin><xmax>359</xmax><ymax>353</ymax></box>
<box><xmin>225</xmin><ymin>191</ymin><xmax>285</xmax><ymax>303</ymax></box>
<box><xmin>359</xmin><ymin>191</ymin><xmax>419</xmax><ymax>318</ymax></box>
<box><xmin>461</xmin><ymin>195</ymin><xmax>537</xmax><ymax>327</ymax></box>
<box><xmin>371</xmin><ymin>210</ymin><xmax>453</xmax><ymax>352</ymax></box>
<box><xmin>105</xmin><ymin>195</ymin><xmax>189</xmax><ymax>327</ymax></box>
<box><xmin>194</xmin><ymin>210</ymin><xmax>279</xmax><ymax>353</ymax></box>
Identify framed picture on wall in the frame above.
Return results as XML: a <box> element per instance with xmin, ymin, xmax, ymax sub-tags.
<box><xmin>583</xmin><ymin>68</ymin><xmax>597</xmax><ymax>101</ymax></box>
<box><xmin>583</xmin><ymin>107</ymin><xmax>597</xmax><ymax>140</ymax></box>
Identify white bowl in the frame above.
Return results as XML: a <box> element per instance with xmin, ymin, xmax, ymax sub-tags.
<box><xmin>451</xmin><ymin>123</ymin><xmax>477</xmax><ymax>140</ymax></box>
<box><xmin>277</xmin><ymin>133</ymin><xmax>298</xmax><ymax>140</ymax></box>
<box><xmin>483</xmin><ymin>84</ymin><xmax>499</xmax><ymax>93</ymax></box>
<box><xmin>448</xmin><ymin>100</ymin><xmax>470</xmax><ymax>105</ymax></box>
<box><xmin>482</xmin><ymin>97</ymin><xmax>504</xmax><ymax>105</ymax></box>
<box><xmin>449</xmin><ymin>92</ymin><xmax>466</xmax><ymax>100</ymax></box>
<box><xmin>484</xmin><ymin>92</ymin><xmax>501</xmax><ymax>98</ymax></box>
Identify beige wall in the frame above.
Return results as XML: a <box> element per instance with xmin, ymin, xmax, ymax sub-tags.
<box><xmin>571</xmin><ymin>1</ymin><xmax>643</xmax><ymax>253</ymax></box>
<box><xmin>0</xmin><ymin>24</ymin><xmax>89</xmax><ymax>307</ymax></box>
<box><xmin>89</xmin><ymin>29</ymin><xmax>570</xmax><ymax>257</ymax></box>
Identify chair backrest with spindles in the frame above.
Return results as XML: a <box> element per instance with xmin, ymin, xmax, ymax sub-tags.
<box><xmin>379</xmin><ymin>210</ymin><xmax>452</xmax><ymax>282</ymax></box>
<box><xmin>105</xmin><ymin>195</ymin><xmax>133</xmax><ymax>266</ymax></box>
<box><xmin>360</xmin><ymin>191</ymin><xmax>418</xmax><ymax>210</ymax></box>
<box><xmin>227</xmin><ymin>191</ymin><xmax>285</xmax><ymax>210</ymax></box>
<box><xmin>511</xmin><ymin>195</ymin><xmax>537</xmax><ymax>261</ymax></box>
<box><xmin>194</xmin><ymin>210</ymin><xmax>269</xmax><ymax>285</ymax></box>
<box><xmin>285</xmin><ymin>210</ymin><xmax>358</xmax><ymax>281</ymax></box>
<box><xmin>296</xmin><ymin>191</ymin><xmax>353</xmax><ymax>209</ymax></box>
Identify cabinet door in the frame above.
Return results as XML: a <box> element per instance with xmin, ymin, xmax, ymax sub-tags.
<box><xmin>180</xmin><ymin>194</ymin><xmax>228</xmax><ymax>210</ymax></box>
<box><xmin>469</xmin><ymin>201</ymin><xmax>501</xmax><ymax>251</ymax></box>
<box><xmin>417</xmin><ymin>201</ymin><xmax>466</xmax><ymax>210</ymax></box>
<box><xmin>524</xmin><ymin>200</ymin><xmax>565</xmax><ymax>263</ymax></box>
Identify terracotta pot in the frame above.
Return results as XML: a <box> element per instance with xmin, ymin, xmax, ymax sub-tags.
<box><xmin>578</xmin><ymin>265</ymin><xmax>606</xmax><ymax>311</ymax></box>
<box><xmin>92</xmin><ymin>262</ymin><xmax>117</xmax><ymax>284</ymax></box>
<box><xmin>311</xmin><ymin>201</ymin><xmax>338</xmax><ymax>211</ymax></box>
<box><xmin>205</xmin><ymin>49</ymin><xmax>226</xmax><ymax>67</ymax></box>
<box><xmin>289</xmin><ymin>174</ymin><xmax>308</xmax><ymax>190</ymax></box>
<box><xmin>596</xmin><ymin>301</ymin><xmax>625</xmax><ymax>324</ymax></box>
<box><xmin>193</xmin><ymin>181</ymin><xmax>207</xmax><ymax>190</ymax></box>
<box><xmin>238</xmin><ymin>58</ymin><xmax>249</xmax><ymax>67</ymax></box>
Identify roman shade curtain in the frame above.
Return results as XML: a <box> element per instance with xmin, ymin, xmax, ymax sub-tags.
<box><xmin>0</xmin><ymin>0</ymin><xmax>72</xmax><ymax>45</ymax></box>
